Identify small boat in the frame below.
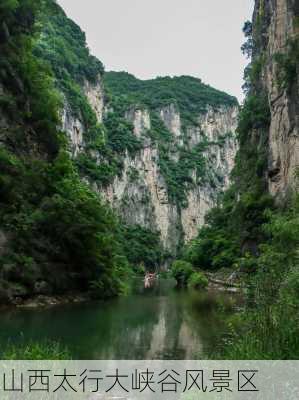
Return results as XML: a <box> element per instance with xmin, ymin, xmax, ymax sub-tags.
<box><xmin>144</xmin><ymin>272</ymin><xmax>157</xmax><ymax>288</ymax></box>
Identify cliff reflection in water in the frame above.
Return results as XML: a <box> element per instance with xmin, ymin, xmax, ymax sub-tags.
<box><xmin>0</xmin><ymin>279</ymin><xmax>239</xmax><ymax>359</ymax></box>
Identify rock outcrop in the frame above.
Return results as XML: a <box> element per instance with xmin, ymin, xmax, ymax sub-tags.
<box><xmin>253</xmin><ymin>0</ymin><xmax>299</xmax><ymax>199</ymax></box>
<box><xmin>61</xmin><ymin>72</ymin><xmax>238</xmax><ymax>253</ymax></box>
<box><xmin>62</xmin><ymin>105</ymin><xmax>85</xmax><ymax>156</ymax></box>
<box><xmin>62</xmin><ymin>75</ymin><xmax>106</xmax><ymax>156</ymax></box>
<box><xmin>63</xmin><ymin>77</ymin><xmax>238</xmax><ymax>252</ymax></box>
<box><xmin>102</xmin><ymin>103</ymin><xmax>238</xmax><ymax>252</ymax></box>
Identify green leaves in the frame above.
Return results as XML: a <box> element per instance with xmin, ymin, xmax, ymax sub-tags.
<box><xmin>274</xmin><ymin>39</ymin><xmax>299</xmax><ymax>90</ymax></box>
<box><xmin>35</xmin><ymin>0</ymin><xmax>103</xmax><ymax>86</ymax></box>
<box><xmin>104</xmin><ymin>110</ymin><xmax>142</xmax><ymax>155</ymax></box>
<box><xmin>237</xmin><ymin>94</ymin><xmax>270</xmax><ymax>144</ymax></box>
<box><xmin>104</xmin><ymin>72</ymin><xmax>238</xmax><ymax>128</ymax></box>
<box><xmin>187</xmin><ymin>271</ymin><xmax>208</xmax><ymax>290</ymax></box>
<box><xmin>1</xmin><ymin>341</ymin><xmax>70</xmax><ymax>360</ymax></box>
<box><xmin>120</xmin><ymin>225</ymin><xmax>164</xmax><ymax>271</ymax></box>
<box><xmin>0</xmin><ymin>146</ymin><xmax>131</xmax><ymax>297</ymax></box>
<box><xmin>171</xmin><ymin>260</ymin><xmax>194</xmax><ymax>287</ymax></box>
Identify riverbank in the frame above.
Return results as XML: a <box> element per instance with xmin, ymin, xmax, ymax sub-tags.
<box><xmin>0</xmin><ymin>272</ymin><xmax>244</xmax><ymax>310</ymax></box>
<box><xmin>203</xmin><ymin>266</ymin><xmax>246</xmax><ymax>294</ymax></box>
<box><xmin>0</xmin><ymin>292</ymin><xmax>94</xmax><ymax>310</ymax></box>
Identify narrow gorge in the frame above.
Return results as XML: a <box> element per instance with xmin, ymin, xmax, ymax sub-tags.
<box><xmin>0</xmin><ymin>0</ymin><xmax>298</xmax><ymax>361</ymax></box>
<box><xmin>35</xmin><ymin>0</ymin><xmax>239</xmax><ymax>258</ymax></box>
<box><xmin>0</xmin><ymin>0</ymin><xmax>239</xmax><ymax>301</ymax></box>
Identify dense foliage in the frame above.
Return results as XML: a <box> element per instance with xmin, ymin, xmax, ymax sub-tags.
<box><xmin>223</xmin><ymin>196</ymin><xmax>299</xmax><ymax>359</ymax></box>
<box><xmin>0</xmin><ymin>0</ymin><xmax>132</xmax><ymax>302</ymax></box>
<box><xmin>171</xmin><ymin>260</ymin><xmax>194</xmax><ymax>287</ymax></box>
<box><xmin>104</xmin><ymin>72</ymin><xmax>238</xmax><ymax>127</ymax></box>
<box><xmin>120</xmin><ymin>225</ymin><xmax>164</xmax><ymax>272</ymax></box>
<box><xmin>0</xmin><ymin>147</ymin><xmax>132</xmax><ymax>299</ymax></box>
<box><xmin>274</xmin><ymin>38</ymin><xmax>299</xmax><ymax>91</ymax></box>
<box><xmin>179</xmin><ymin>19</ymin><xmax>299</xmax><ymax>359</ymax></box>
<box><xmin>0</xmin><ymin>0</ymin><xmax>61</xmax><ymax>156</ymax></box>
<box><xmin>187</xmin><ymin>272</ymin><xmax>208</xmax><ymax>290</ymax></box>
<box><xmin>34</xmin><ymin>0</ymin><xmax>128</xmax><ymax>188</ymax></box>
<box><xmin>35</xmin><ymin>0</ymin><xmax>104</xmax><ymax>109</ymax></box>
<box><xmin>171</xmin><ymin>260</ymin><xmax>208</xmax><ymax>290</ymax></box>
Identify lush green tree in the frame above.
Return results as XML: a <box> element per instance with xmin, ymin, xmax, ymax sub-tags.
<box><xmin>120</xmin><ymin>225</ymin><xmax>164</xmax><ymax>272</ymax></box>
<box><xmin>241</xmin><ymin>21</ymin><xmax>253</xmax><ymax>59</ymax></box>
<box><xmin>187</xmin><ymin>272</ymin><xmax>208</xmax><ymax>290</ymax></box>
<box><xmin>0</xmin><ymin>0</ymin><xmax>132</xmax><ymax>301</ymax></box>
<box><xmin>171</xmin><ymin>260</ymin><xmax>194</xmax><ymax>287</ymax></box>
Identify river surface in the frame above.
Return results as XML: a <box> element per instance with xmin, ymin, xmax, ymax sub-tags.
<box><xmin>0</xmin><ymin>279</ymin><xmax>240</xmax><ymax>359</ymax></box>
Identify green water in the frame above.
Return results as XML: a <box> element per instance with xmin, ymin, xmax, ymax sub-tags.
<box><xmin>0</xmin><ymin>279</ymin><xmax>239</xmax><ymax>359</ymax></box>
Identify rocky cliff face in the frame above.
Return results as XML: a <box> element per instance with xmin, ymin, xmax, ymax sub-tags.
<box><xmin>35</xmin><ymin>0</ymin><xmax>239</xmax><ymax>255</ymax></box>
<box><xmin>181</xmin><ymin>107</ymin><xmax>238</xmax><ymax>242</ymax></box>
<box><xmin>104</xmin><ymin>104</ymin><xmax>238</xmax><ymax>252</ymax></box>
<box><xmin>61</xmin><ymin>76</ymin><xmax>105</xmax><ymax>156</ymax></box>
<box><xmin>64</xmin><ymin>78</ymin><xmax>238</xmax><ymax>252</ymax></box>
<box><xmin>253</xmin><ymin>0</ymin><xmax>299</xmax><ymax>199</ymax></box>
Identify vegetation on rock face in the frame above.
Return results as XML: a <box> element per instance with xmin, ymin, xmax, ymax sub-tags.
<box><xmin>105</xmin><ymin>73</ymin><xmax>237</xmax><ymax>208</ymax></box>
<box><xmin>104</xmin><ymin>100</ymin><xmax>143</xmax><ymax>156</ymax></box>
<box><xmin>34</xmin><ymin>0</ymin><xmax>104</xmax><ymax>114</ymax></box>
<box><xmin>0</xmin><ymin>0</ymin><xmax>240</xmax><ymax>304</ymax></box>
<box><xmin>35</xmin><ymin>0</ymin><xmax>238</xmax><ymax>215</ymax></box>
<box><xmin>0</xmin><ymin>0</ymin><xmax>133</xmax><ymax>302</ymax></box>
<box><xmin>34</xmin><ymin>0</ymin><xmax>124</xmax><ymax>188</ymax></box>
<box><xmin>158</xmin><ymin>139</ymin><xmax>209</xmax><ymax>207</ymax></box>
<box><xmin>179</xmin><ymin>17</ymin><xmax>299</xmax><ymax>359</ymax></box>
<box><xmin>181</xmin><ymin>90</ymin><xmax>272</xmax><ymax>272</ymax></box>
<box><xmin>104</xmin><ymin>72</ymin><xmax>238</xmax><ymax>127</ymax></box>
<box><xmin>274</xmin><ymin>38</ymin><xmax>299</xmax><ymax>91</ymax></box>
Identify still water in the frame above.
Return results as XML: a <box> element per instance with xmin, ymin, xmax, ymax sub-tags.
<box><xmin>0</xmin><ymin>279</ymin><xmax>239</xmax><ymax>359</ymax></box>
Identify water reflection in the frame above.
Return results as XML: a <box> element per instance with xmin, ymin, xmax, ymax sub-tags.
<box><xmin>0</xmin><ymin>279</ymin><xmax>239</xmax><ymax>359</ymax></box>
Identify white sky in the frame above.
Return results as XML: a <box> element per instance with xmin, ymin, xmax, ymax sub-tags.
<box><xmin>57</xmin><ymin>0</ymin><xmax>255</xmax><ymax>102</ymax></box>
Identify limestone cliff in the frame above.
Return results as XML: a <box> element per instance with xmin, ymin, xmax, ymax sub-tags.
<box><xmin>252</xmin><ymin>0</ymin><xmax>299</xmax><ymax>199</ymax></box>
<box><xmin>61</xmin><ymin>73</ymin><xmax>238</xmax><ymax>253</ymax></box>
<box><xmin>61</xmin><ymin>76</ymin><xmax>105</xmax><ymax>156</ymax></box>
<box><xmin>102</xmin><ymin>104</ymin><xmax>238</xmax><ymax>251</ymax></box>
